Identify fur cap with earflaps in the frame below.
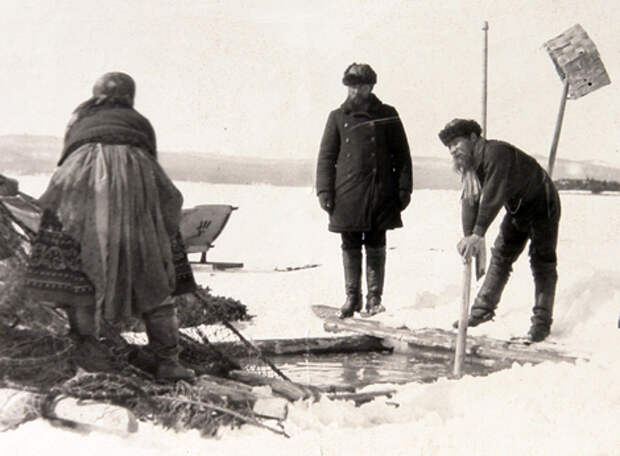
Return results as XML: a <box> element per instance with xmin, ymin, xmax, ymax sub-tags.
<box><xmin>438</xmin><ymin>119</ymin><xmax>482</xmax><ymax>146</ymax></box>
<box><xmin>342</xmin><ymin>63</ymin><xmax>377</xmax><ymax>86</ymax></box>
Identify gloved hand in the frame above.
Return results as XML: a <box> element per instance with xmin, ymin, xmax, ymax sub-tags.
<box><xmin>318</xmin><ymin>192</ymin><xmax>334</xmax><ymax>214</ymax></box>
<box><xmin>399</xmin><ymin>190</ymin><xmax>411</xmax><ymax>211</ymax></box>
<box><xmin>457</xmin><ymin>234</ymin><xmax>485</xmax><ymax>261</ymax></box>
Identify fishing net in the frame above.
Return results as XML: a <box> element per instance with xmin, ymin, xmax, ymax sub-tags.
<box><xmin>0</xmin><ymin>196</ymin><xmax>296</xmax><ymax>436</ymax></box>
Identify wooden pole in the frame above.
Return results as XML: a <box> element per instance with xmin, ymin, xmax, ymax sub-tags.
<box><xmin>223</xmin><ymin>320</ymin><xmax>293</xmax><ymax>382</ymax></box>
<box><xmin>454</xmin><ymin>258</ymin><xmax>472</xmax><ymax>377</ymax></box>
<box><xmin>547</xmin><ymin>78</ymin><xmax>570</xmax><ymax>177</ymax></box>
<box><xmin>453</xmin><ymin>21</ymin><xmax>488</xmax><ymax>377</ymax></box>
<box><xmin>482</xmin><ymin>21</ymin><xmax>489</xmax><ymax>138</ymax></box>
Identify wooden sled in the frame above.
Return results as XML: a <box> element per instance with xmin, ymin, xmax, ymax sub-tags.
<box><xmin>179</xmin><ymin>204</ymin><xmax>243</xmax><ymax>269</ymax></box>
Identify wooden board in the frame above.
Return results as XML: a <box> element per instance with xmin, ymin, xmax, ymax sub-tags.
<box><xmin>543</xmin><ymin>24</ymin><xmax>611</xmax><ymax>99</ymax></box>
<box><xmin>311</xmin><ymin>305</ymin><xmax>581</xmax><ymax>366</ymax></box>
<box><xmin>213</xmin><ymin>334</ymin><xmax>387</xmax><ymax>357</ymax></box>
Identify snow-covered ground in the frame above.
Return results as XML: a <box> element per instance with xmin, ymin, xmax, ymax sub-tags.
<box><xmin>2</xmin><ymin>175</ymin><xmax>619</xmax><ymax>455</ymax></box>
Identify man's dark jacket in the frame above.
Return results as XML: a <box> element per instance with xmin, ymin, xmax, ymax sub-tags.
<box><xmin>463</xmin><ymin>138</ymin><xmax>558</xmax><ymax>237</ymax></box>
<box><xmin>316</xmin><ymin>94</ymin><xmax>412</xmax><ymax>232</ymax></box>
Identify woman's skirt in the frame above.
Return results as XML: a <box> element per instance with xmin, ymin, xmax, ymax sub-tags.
<box><xmin>24</xmin><ymin>143</ymin><xmax>196</xmax><ymax>323</ymax></box>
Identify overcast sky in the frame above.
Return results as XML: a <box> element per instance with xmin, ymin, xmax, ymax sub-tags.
<box><xmin>1</xmin><ymin>0</ymin><xmax>618</xmax><ymax>166</ymax></box>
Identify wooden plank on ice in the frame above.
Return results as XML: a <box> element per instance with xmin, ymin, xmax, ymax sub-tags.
<box><xmin>312</xmin><ymin>305</ymin><xmax>580</xmax><ymax>366</ymax></box>
<box><xmin>213</xmin><ymin>335</ymin><xmax>387</xmax><ymax>358</ymax></box>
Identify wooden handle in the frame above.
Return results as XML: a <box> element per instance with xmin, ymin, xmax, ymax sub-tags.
<box><xmin>548</xmin><ymin>78</ymin><xmax>570</xmax><ymax>177</ymax></box>
<box><xmin>454</xmin><ymin>259</ymin><xmax>472</xmax><ymax>377</ymax></box>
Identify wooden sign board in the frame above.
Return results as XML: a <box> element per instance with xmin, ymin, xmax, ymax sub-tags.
<box><xmin>543</xmin><ymin>24</ymin><xmax>611</xmax><ymax>99</ymax></box>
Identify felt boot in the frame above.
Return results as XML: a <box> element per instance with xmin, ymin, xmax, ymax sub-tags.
<box><xmin>363</xmin><ymin>246</ymin><xmax>386</xmax><ymax>317</ymax></box>
<box><xmin>143</xmin><ymin>304</ymin><xmax>196</xmax><ymax>382</ymax></box>
<box><xmin>67</xmin><ymin>304</ymin><xmax>119</xmax><ymax>372</ymax></box>
<box><xmin>339</xmin><ymin>248</ymin><xmax>363</xmax><ymax>319</ymax></box>
<box><xmin>527</xmin><ymin>263</ymin><xmax>557</xmax><ymax>343</ymax></box>
<box><xmin>453</xmin><ymin>256</ymin><xmax>512</xmax><ymax>328</ymax></box>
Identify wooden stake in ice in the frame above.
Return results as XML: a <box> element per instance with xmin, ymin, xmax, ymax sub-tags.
<box><xmin>543</xmin><ymin>24</ymin><xmax>611</xmax><ymax>177</ymax></box>
<box><xmin>453</xmin><ymin>21</ymin><xmax>490</xmax><ymax>378</ymax></box>
<box><xmin>454</xmin><ymin>257</ymin><xmax>472</xmax><ymax>377</ymax></box>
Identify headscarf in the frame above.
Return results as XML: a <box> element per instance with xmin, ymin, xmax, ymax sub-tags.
<box><xmin>65</xmin><ymin>72</ymin><xmax>136</xmax><ymax>134</ymax></box>
<box><xmin>92</xmin><ymin>72</ymin><xmax>135</xmax><ymax>105</ymax></box>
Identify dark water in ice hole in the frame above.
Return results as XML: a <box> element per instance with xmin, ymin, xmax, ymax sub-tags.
<box><xmin>246</xmin><ymin>351</ymin><xmax>498</xmax><ymax>389</ymax></box>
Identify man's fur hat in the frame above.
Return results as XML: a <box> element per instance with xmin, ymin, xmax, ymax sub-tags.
<box><xmin>438</xmin><ymin>119</ymin><xmax>482</xmax><ymax>145</ymax></box>
<box><xmin>342</xmin><ymin>63</ymin><xmax>377</xmax><ymax>86</ymax></box>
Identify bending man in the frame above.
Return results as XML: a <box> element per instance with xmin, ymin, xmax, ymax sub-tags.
<box><xmin>439</xmin><ymin>119</ymin><xmax>561</xmax><ymax>342</ymax></box>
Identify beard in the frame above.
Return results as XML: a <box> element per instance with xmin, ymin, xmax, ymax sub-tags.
<box><xmin>346</xmin><ymin>92</ymin><xmax>370</xmax><ymax>108</ymax></box>
<box><xmin>452</xmin><ymin>151</ymin><xmax>475</xmax><ymax>175</ymax></box>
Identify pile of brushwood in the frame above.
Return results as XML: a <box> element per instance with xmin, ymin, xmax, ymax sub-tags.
<box><xmin>0</xmin><ymin>200</ymin><xmax>293</xmax><ymax>437</ymax></box>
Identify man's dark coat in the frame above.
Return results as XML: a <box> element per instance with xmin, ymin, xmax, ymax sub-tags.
<box><xmin>316</xmin><ymin>94</ymin><xmax>412</xmax><ymax>232</ymax></box>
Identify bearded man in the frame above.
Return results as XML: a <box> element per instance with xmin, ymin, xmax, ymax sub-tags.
<box><xmin>316</xmin><ymin>63</ymin><xmax>412</xmax><ymax>319</ymax></box>
<box><xmin>439</xmin><ymin>119</ymin><xmax>561</xmax><ymax>342</ymax></box>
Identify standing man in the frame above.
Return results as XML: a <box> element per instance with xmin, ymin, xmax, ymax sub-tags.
<box><xmin>438</xmin><ymin>119</ymin><xmax>561</xmax><ymax>342</ymax></box>
<box><xmin>316</xmin><ymin>63</ymin><xmax>412</xmax><ymax>319</ymax></box>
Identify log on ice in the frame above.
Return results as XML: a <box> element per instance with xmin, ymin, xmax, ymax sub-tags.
<box><xmin>214</xmin><ymin>334</ymin><xmax>387</xmax><ymax>357</ymax></box>
<box><xmin>322</xmin><ymin>318</ymin><xmax>581</xmax><ymax>366</ymax></box>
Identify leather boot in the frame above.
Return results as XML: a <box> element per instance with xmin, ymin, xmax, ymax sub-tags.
<box><xmin>453</xmin><ymin>256</ymin><xmax>512</xmax><ymax>328</ymax></box>
<box><xmin>527</xmin><ymin>263</ymin><xmax>557</xmax><ymax>342</ymax></box>
<box><xmin>143</xmin><ymin>304</ymin><xmax>196</xmax><ymax>382</ymax></box>
<box><xmin>66</xmin><ymin>304</ymin><xmax>119</xmax><ymax>372</ymax></box>
<box><xmin>339</xmin><ymin>248</ymin><xmax>362</xmax><ymax>319</ymax></box>
<box><xmin>363</xmin><ymin>246</ymin><xmax>386</xmax><ymax>317</ymax></box>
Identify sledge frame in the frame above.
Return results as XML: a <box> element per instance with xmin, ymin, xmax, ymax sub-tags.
<box><xmin>180</xmin><ymin>204</ymin><xmax>244</xmax><ymax>269</ymax></box>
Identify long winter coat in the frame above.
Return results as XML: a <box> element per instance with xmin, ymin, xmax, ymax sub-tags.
<box><xmin>316</xmin><ymin>94</ymin><xmax>412</xmax><ymax>232</ymax></box>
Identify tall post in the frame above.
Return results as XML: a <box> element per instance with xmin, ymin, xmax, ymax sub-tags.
<box><xmin>482</xmin><ymin>21</ymin><xmax>489</xmax><ymax>138</ymax></box>
<box><xmin>547</xmin><ymin>78</ymin><xmax>570</xmax><ymax>177</ymax></box>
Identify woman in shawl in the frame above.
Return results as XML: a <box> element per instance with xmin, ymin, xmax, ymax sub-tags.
<box><xmin>24</xmin><ymin>72</ymin><xmax>196</xmax><ymax>381</ymax></box>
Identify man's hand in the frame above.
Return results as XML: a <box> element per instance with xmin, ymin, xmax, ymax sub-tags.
<box><xmin>457</xmin><ymin>234</ymin><xmax>484</xmax><ymax>261</ymax></box>
<box><xmin>398</xmin><ymin>190</ymin><xmax>411</xmax><ymax>211</ymax></box>
<box><xmin>318</xmin><ymin>192</ymin><xmax>334</xmax><ymax>214</ymax></box>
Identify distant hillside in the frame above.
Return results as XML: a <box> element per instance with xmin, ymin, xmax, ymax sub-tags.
<box><xmin>1</xmin><ymin>135</ymin><xmax>62</xmax><ymax>174</ymax></box>
<box><xmin>2</xmin><ymin>134</ymin><xmax>620</xmax><ymax>189</ymax></box>
<box><xmin>159</xmin><ymin>152</ymin><xmax>315</xmax><ymax>187</ymax></box>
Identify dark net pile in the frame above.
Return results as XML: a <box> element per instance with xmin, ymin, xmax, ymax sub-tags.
<box><xmin>0</xmin><ymin>200</ymin><xmax>288</xmax><ymax>436</ymax></box>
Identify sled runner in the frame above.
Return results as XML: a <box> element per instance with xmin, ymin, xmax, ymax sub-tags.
<box><xmin>311</xmin><ymin>305</ymin><xmax>581</xmax><ymax>368</ymax></box>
